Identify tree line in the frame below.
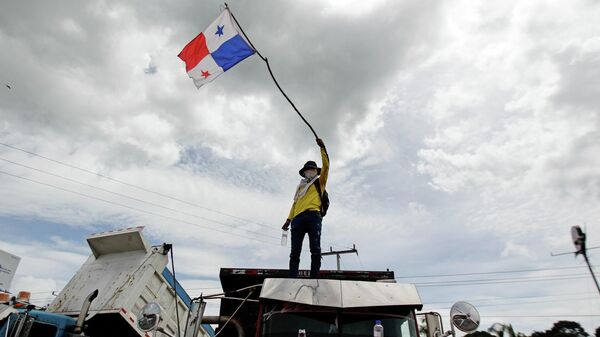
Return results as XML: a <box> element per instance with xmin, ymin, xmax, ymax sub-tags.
<box><xmin>464</xmin><ymin>321</ymin><xmax>599</xmax><ymax>337</ymax></box>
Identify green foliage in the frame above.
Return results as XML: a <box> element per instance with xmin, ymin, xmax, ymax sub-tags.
<box><xmin>465</xmin><ymin>331</ymin><xmax>496</xmax><ymax>337</ymax></box>
<box><xmin>488</xmin><ymin>323</ymin><xmax>526</xmax><ymax>337</ymax></box>
<box><xmin>532</xmin><ymin>321</ymin><xmax>589</xmax><ymax>337</ymax></box>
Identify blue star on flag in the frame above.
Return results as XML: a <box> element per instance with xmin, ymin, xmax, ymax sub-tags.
<box><xmin>215</xmin><ymin>25</ymin><xmax>224</xmax><ymax>36</ymax></box>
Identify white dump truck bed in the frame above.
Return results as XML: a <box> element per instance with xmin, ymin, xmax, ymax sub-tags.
<box><xmin>48</xmin><ymin>227</ymin><xmax>210</xmax><ymax>337</ymax></box>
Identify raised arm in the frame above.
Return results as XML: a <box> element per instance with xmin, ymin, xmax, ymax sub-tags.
<box><xmin>316</xmin><ymin>138</ymin><xmax>329</xmax><ymax>191</ymax></box>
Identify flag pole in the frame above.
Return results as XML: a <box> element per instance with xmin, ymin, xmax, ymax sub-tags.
<box><xmin>225</xmin><ymin>3</ymin><xmax>320</xmax><ymax>140</ymax></box>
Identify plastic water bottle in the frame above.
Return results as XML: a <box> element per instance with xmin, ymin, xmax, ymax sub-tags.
<box><xmin>281</xmin><ymin>230</ymin><xmax>288</xmax><ymax>246</ymax></box>
<box><xmin>374</xmin><ymin>320</ymin><xmax>384</xmax><ymax>337</ymax></box>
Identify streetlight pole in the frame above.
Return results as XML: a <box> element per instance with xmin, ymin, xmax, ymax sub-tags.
<box><xmin>582</xmin><ymin>252</ymin><xmax>600</xmax><ymax>295</ymax></box>
<box><xmin>571</xmin><ymin>226</ymin><xmax>600</xmax><ymax>295</ymax></box>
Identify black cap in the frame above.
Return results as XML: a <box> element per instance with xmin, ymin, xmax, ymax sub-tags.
<box><xmin>299</xmin><ymin>161</ymin><xmax>321</xmax><ymax>177</ymax></box>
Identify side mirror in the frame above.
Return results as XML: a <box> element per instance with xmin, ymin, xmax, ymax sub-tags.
<box><xmin>421</xmin><ymin>312</ymin><xmax>444</xmax><ymax>337</ymax></box>
<box><xmin>449</xmin><ymin>301</ymin><xmax>480</xmax><ymax>333</ymax></box>
<box><xmin>138</xmin><ymin>302</ymin><xmax>162</xmax><ymax>332</ymax></box>
<box><xmin>184</xmin><ymin>300</ymin><xmax>206</xmax><ymax>337</ymax></box>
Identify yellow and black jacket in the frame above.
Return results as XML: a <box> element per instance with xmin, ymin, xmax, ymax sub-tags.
<box><xmin>287</xmin><ymin>147</ymin><xmax>329</xmax><ymax>220</ymax></box>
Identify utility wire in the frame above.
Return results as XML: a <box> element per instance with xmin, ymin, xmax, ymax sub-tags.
<box><xmin>426</xmin><ymin>291</ymin><xmax>596</xmax><ymax>305</ymax></box>
<box><xmin>0</xmin><ymin>170</ymin><xmax>279</xmax><ymax>246</ymax></box>
<box><xmin>0</xmin><ymin>142</ymin><xmax>278</xmax><ymax>233</ymax></box>
<box><xmin>425</xmin><ymin>297</ymin><xmax>599</xmax><ymax>315</ymax></box>
<box><xmin>396</xmin><ymin>265</ymin><xmax>597</xmax><ymax>279</ymax></box>
<box><xmin>415</xmin><ymin>272</ymin><xmax>590</xmax><ymax>285</ymax></box>
<box><xmin>465</xmin><ymin>296</ymin><xmax>594</xmax><ymax>308</ymax></box>
<box><xmin>416</xmin><ymin>276</ymin><xmax>589</xmax><ymax>287</ymax></box>
<box><xmin>0</xmin><ymin>156</ymin><xmax>279</xmax><ymax>240</ymax></box>
<box><xmin>0</xmin><ymin>153</ymin><xmax>352</xmax><ymax>249</ymax></box>
<box><xmin>0</xmin><ymin>145</ymin><xmax>354</xmax><ymax>251</ymax></box>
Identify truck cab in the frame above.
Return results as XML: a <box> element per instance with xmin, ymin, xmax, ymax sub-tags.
<box><xmin>205</xmin><ymin>268</ymin><xmax>423</xmax><ymax>337</ymax></box>
<box><xmin>0</xmin><ymin>306</ymin><xmax>78</xmax><ymax>337</ymax></box>
<box><xmin>259</xmin><ymin>278</ymin><xmax>421</xmax><ymax>337</ymax></box>
<box><xmin>204</xmin><ymin>268</ymin><xmax>478</xmax><ymax>337</ymax></box>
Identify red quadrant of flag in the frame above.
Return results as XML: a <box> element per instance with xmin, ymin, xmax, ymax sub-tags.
<box><xmin>178</xmin><ymin>32</ymin><xmax>209</xmax><ymax>72</ymax></box>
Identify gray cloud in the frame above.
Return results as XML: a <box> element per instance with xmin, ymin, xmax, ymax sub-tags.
<box><xmin>553</xmin><ymin>45</ymin><xmax>600</xmax><ymax>110</ymax></box>
<box><xmin>1</xmin><ymin>0</ymin><xmax>445</xmax><ymax>166</ymax></box>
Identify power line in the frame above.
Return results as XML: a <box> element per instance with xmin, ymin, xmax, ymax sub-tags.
<box><xmin>471</xmin><ymin>296</ymin><xmax>595</xmax><ymax>308</ymax></box>
<box><xmin>428</xmin><ymin>296</ymin><xmax>595</xmax><ymax>310</ymax></box>
<box><xmin>0</xmin><ymin>170</ymin><xmax>279</xmax><ymax>246</ymax></box>
<box><xmin>416</xmin><ymin>276</ymin><xmax>590</xmax><ymax>287</ymax></box>
<box><xmin>186</xmin><ymin>287</ymin><xmax>223</xmax><ymax>291</ymax></box>
<box><xmin>396</xmin><ymin>265</ymin><xmax>596</xmax><ymax>279</ymax></box>
<box><xmin>415</xmin><ymin>272</ymin><xmax>589</xmax><ymax>285</ymax></box>
<box><xmin>0</xmin><ymin>156</ymin><xmax>279</xmax><ymax>240</ymax></box>
<box><xmin>426</xmin><ymin>291</ymin><xmax>596</xmax><ymax>305</ymax></box>
<box><xmin>0</xmin><ymin>141</ymin><xmax>354</xmax><ymax>251</ymax></box>
<box><xmin>0</xmin><ymin>142</ymin><xmax>278</xmax><ymax>233</ymax></box>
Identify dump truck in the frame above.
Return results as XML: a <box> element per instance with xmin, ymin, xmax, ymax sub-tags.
<box><xmin>0</xmin><ymin>227</ymin><xmax>214</xmax><ymax>337</ymax></box>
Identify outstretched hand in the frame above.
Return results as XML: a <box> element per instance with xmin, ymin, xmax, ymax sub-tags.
<box><xmin>316</xmin><ymin>138</ymin><xmax>325</xmax><ymax>148</ymax></box>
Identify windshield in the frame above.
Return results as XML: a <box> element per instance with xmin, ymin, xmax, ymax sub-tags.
<box><xmin>262</xmin><ymin>312</ymin><xmax>417</xmax><ymax>337</ymax></box>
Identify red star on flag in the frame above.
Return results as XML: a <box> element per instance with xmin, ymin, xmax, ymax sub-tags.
<box><xmin>201</xmin><ymin>70</ymin><xmax>210</xmax><ymax>79</ymax></box>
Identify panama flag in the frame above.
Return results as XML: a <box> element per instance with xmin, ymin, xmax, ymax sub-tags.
<box><xmin>178</xmin><ymin>10</ymin><xmax>255</xmax><ymax>88</ymax></box>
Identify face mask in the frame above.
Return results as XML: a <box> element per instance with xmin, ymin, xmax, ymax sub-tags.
<box><xmin>304</xmin><ymin>169</ymin><xmax>317</xmax><ymax>179</ymax></box>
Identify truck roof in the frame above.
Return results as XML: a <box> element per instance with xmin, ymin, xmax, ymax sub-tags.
<box><xmin>260</xmin><ymin>278</ymin><xmax>422</xmax><ymax>309</ymax></box>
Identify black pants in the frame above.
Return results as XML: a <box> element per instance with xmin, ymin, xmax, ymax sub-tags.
<box><xmin>289</xmin><ymin>211</ymin><xmax>322</xmax><ymax>278</ymax></box>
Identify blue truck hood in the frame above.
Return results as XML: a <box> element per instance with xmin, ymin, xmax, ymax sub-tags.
<box><xmin>0</xmin><ymin>309</ymin><xmax>77</xmax><ymax>337</ymax></box>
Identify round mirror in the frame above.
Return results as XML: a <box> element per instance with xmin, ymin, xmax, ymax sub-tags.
<box><xmin>138</xmin><ymin>302</ymin><xmax>162</xmax><ymax>331</ymax></box>
<box><xmin>450</xmin><ymin>301</ymin><xmax>480</xmax><ymax>333</ymax></box>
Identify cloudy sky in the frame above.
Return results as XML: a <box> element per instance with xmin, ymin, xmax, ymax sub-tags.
<box><xmin>1</xmin><ymin>0</ymin><xmax>599</xmax><ymax>334</ymax></box>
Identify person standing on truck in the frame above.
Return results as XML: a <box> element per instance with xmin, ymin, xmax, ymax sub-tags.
<box><xmin>282</xmin><ymin>138</ymin><xmax>329</xmax><ymax>278</ymax></box>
